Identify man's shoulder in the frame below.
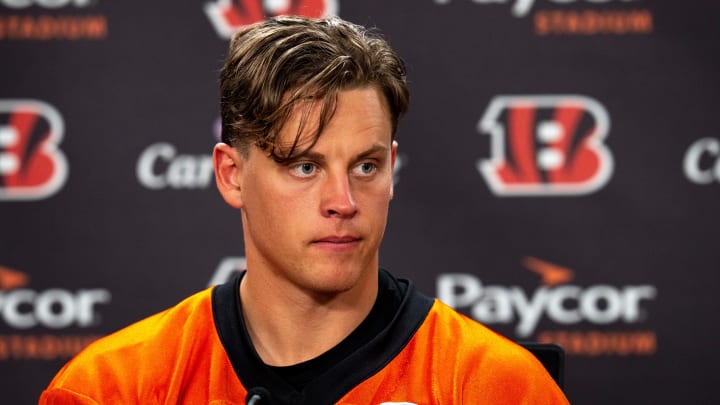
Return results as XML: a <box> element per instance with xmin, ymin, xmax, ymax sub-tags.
<box><xmin>422</xmin><ymin>299</ymin><xmax>543</xmax><ymax>368</ymax></box>
<box><xmin>425</xmin><ymin>299</ymin><xmax>512</xmax><ymax>340</ymax></box>
<box><xmin>411</xmin><ymin>299</ymin><xmax>569</xmax><ymax>403</ymax></box>
<box><xmin>83</xmin><ymin>286</ymin><xmax>216</xmax><ymax>356</ymax></box>
<box><xmin>40</xmin><ymin>287</ymin><xmax>218</xmax><ymax>402</ymax></box>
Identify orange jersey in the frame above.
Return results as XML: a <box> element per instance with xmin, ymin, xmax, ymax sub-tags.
<box><xmin>41</xmin><ymin>273</ymin><xmax>569</xmax><ymax>404</ymax></box>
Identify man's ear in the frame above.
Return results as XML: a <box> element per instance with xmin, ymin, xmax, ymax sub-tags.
<box><xmin>390</xmin><ymin>140</ymin><xmax>398</xmax><ymax>200</ymax></box>
<box><xmin>391</xmin><ymin>140</ymin><xmax>398</xmax><ymax>168</ymax></box>
<box><xmin>213</xmin><ymin>142</ymin><xmax>245</xmax><ymax>209</ymax></box>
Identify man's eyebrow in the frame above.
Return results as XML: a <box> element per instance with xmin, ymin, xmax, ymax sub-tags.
<box><xmin>357</xmin><ymin>144</ymin><xmax>390</xmax><ymax>159</ymax></box>
<box><xmin>286</xmin><ymin>144</ymin><xmax>390</xmax><ymax>164</ymax></box>
<box><xmin>286</xmin><ymin>150</ymin><xmax>326</xmax><ymax>165</ymax></box>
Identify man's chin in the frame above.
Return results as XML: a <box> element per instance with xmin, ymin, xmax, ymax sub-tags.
<box><xmin>299</xmin><ymin>265</ymin><xmax>374</xmax><ymax>297</ymax></box>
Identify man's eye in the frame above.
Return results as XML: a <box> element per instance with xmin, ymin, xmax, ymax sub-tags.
<box><xmin>292</xmin><ymin>163</ymin><xmax>316</xmax><ymax>177</ymax></box>
<box><xmin>355</xmin><ymin>162</ymin><xmax>377</xmax><ymax>175</ymax></box>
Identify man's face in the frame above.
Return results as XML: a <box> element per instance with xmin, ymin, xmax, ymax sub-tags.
<box><xmin>237</xmin><ymin>86</ymin><xmax>396</xmax><ymax>295</ymax></box>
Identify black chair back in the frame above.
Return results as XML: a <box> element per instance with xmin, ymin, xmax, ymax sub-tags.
<box><xmin>519</xmin><ymin>342</ymin><xmax>565</xmax><ymax>390</ymax></box>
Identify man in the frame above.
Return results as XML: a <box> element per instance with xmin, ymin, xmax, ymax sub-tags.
<box><xmin>41</xmin><ymin>16</ymin><xmax>569</xmax><ymax>404</ymax></box>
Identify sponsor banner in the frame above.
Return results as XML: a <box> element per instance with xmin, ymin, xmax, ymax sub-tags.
<box><xmin>477</xmin><ymin>95</ymin><xmax>613</xmax><ymax>196</ymax></box>
<box><xmin>434</xmin><ymin>0</ymin><xmax>653</xmax><ymax>36</ymax></box>
<box><xmin>0</xmin><ymin>265</ymin><xmax>111</xmax><ymax>361</ymax></box>
<box><xmin>436</xmin><ymin>257</ymin><xmax>658</xmax><ymax>356</ymax></box>
<box><xmin>0</xmin><ymin>1</ymin><xmax>715</xmax><ymax>403</ymax></box>
<box><xmin>205</xmin><ymin>0</ymin><xmax>339</xmax><ymax>39</ymax></box>
<box><xmin>136</xmin><ymin>142</ymin><xmax>214</xmax><ymax>190</ymax></box>
<box><xmin>684</xmin><ymin>137</ymin><xmax>720</xmax><ymax>185</ymax></box>
<box><xmin>0</xmin><ymin>0</ymin><xmax>107</xmax><ymax>41</ymax></box>
<box><xmin>0</xmin><ymin>100</ymin><xmax>68</xmax><ymax>201</ymax></box>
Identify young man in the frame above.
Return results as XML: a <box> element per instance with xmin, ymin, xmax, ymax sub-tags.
<box><xmin>41</xmin><ymin>16</ymin><xmax>569</xmax><ymax>404</ymax></box>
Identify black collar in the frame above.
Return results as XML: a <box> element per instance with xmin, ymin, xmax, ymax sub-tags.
<box><xmin>211</xmin><ymin>269</ymin><xmax>433</xmax><ymax>405</ymax></box>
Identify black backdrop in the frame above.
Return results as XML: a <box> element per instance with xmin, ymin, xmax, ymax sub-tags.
<box><xmin>2</xmin><ymin>1</ymin><xmax>719</xmax><ymax>403</ymax></box>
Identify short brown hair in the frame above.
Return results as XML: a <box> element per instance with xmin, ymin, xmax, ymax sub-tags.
<box><xmin>219</xmin><ymin>15</ymin><xmax>409</xmax><ymax>161</ymax></box>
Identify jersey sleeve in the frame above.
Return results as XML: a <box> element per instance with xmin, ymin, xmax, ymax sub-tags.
<box><xmin>40</xmin><ymin>387</ymin><xmax>100</xmax><ymax>405</ymax></box>
<box><xmin>460</xmin><ymin>340</ymin><xmax>570</xmax><ymax>404</ymax></box>
<box><xmin>432</xmin><ymin>300</ymin><xmax>570</xmax><ymax>404</ymax></box>
<box><xmin>38</xmin><ymin>287</ymin><xmax>227</xmax><ymax>404</ymax></box>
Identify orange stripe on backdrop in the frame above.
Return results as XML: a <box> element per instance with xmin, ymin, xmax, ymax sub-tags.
<box><xmin>0</xmin><ymin>267</ymin><xmax>29</xmax><ymax>290</ymax></box>
<box><xmin>522</xmin><ymin>257</ymin><xmax>574</xmax><ymax>286</ymax></box>
<box><xmin>535</xmin><ymin>10</ymin><xmax>654</xmax><ymax>36</ymax></box>
<box><xmin>0</xmin><ymin>15</ymin><xmax>107</xmax><ymax>41</ymax></box>
<box><xmin>538</xmin><ymin>330</ymin><xmax>657</xmax><ymax>356</ymax></box>
<box><xmin>0</xmin><ymin>335</ymin><xmax>103</xmax><ymax>361</ymax></box>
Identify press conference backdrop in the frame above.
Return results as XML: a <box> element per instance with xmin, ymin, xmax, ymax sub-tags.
<box><xmin>1</xmin><ymin>1</ymin><xmax>718</xmax><ymax>403</ymax></box>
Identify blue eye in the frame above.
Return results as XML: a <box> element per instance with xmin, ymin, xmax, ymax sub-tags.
<box><xmin>356</xmin><ymin>162</ymin><xmax>376</xmax><ymax>175</ymax></box>
<box><xmin>292</xmin><ymin>163</ymin><xmax>316</xmax><ymax>177</ymax></box>
<box><xmin>300</xmin><ymin>163</ymin><xmax>315</xmax><ymax>174</ymax></box>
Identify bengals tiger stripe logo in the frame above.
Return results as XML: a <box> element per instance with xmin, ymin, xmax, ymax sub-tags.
<box><xmin>0</xmin><ymin>100</ymin><xmax>68</xmax><ymax>201</ymax></box>
<box><xmin>205</xmin><ymin>0</ymin><xmax>338</xmax><ymax>39</ymax></box>
<box><xmin>477</xmin><ymin>95</ymin><xmax>613</xmax><ymax>196</ymax></box>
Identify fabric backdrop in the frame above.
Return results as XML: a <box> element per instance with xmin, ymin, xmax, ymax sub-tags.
<box><xmin>1</xmin><ymin>1</ymin><xmax>719</xmax><ymax>403</ymax></box>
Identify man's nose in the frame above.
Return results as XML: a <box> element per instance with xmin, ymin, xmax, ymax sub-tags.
<box><xmin>320</xmin><ymin>172</ymin><xmax>357</xmax><ymax>218</ymax></box>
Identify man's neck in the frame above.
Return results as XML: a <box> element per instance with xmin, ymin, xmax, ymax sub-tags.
<box><xmin>239</xmin><ymin>267</ymin><xmax>378</xmax><ymax>367</ymax></box>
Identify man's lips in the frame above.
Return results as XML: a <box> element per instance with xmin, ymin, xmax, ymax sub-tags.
<box><xmin>312</xmin><ymin>236</ymin><xmax>361</xmax><ymax>244</ymax></box>
<box><xmin>311</xmin><ymin>236</ymin><xmax>362</xmax><ymax>251</ymax></box>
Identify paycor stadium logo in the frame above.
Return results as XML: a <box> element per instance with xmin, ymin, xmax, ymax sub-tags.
<box><xmin>437</xmin><ymin>257</ymin><xmax>658</xmax><ymax>356</ymax></box>
<box><xmin>0</xmin><ymin>265</ymin><xmax>111</xmax><ymax>361</ymax></box>
<box><xmin>0</xmin><ymin>0</ymin><xmax>108</xmax><ymax>41</ymax></box>
<box><xmin>434</xmin><ymin>0</ymin><xmax>653</xmax><ymax>36</ymax></box>
<box><xmin>205</xmin><ymin>0</ymin><xmax>338</xmax><ymax>39</ymax></box>
<box><xmin>477</xmin><ymin>95</ymin><xmax>613</xmax><ymax>196</ymax></box>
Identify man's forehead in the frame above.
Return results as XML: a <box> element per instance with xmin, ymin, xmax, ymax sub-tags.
<box><xmin>262</xmin><ymin>86</ymin><xmax>392</xmax><ymax>160</ymax></box>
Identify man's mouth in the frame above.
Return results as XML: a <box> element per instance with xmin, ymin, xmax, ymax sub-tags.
<box><xmin>312</xmin><ymin>236</ymin><xmax>361</xmax><ymax>250</ymax></box>
<box><xmin>314</xmin><ymin>236</ymin><xmax>360</xmax><ymax>243</ymax></box>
